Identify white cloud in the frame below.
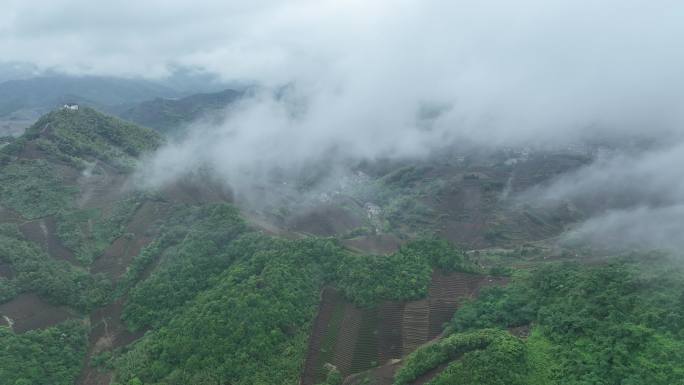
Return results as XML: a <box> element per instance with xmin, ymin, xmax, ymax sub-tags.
<box><xmin>5</xmin><ymin>0</ymin><xmax>684</xmax><ymax>249</ymax></box>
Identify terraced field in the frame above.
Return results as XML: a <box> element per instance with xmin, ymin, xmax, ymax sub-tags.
<box><xmin>302</xmin><ymin>270</ymin><xmax>507</xmax><ymax>384</ymax></box>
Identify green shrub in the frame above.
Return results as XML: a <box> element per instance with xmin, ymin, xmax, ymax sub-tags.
<box><xmin>0</xmin><ymin>320</ymin><xmax>88</xmax><ymax>385</ymax></box>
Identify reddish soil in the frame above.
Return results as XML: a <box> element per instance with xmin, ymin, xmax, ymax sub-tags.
<box><xmin>287</xmin><ymin>204</ymin><xmax>364</xmax><ymax>237</ymax></box>
<box><xmin>302</xmin><ymin>288</ymin><xmax>343</xmax><ymax>385</ymax></box>
<box><xmin>332</xmin><ymin>303</ymin><xmax>364</xmax><ymax>376</ymax></box>
<box><xmin>302</xmin><ymin>270</ymin><xmax>509</xmax><ymax>385</ymax></box>
<box><xmin>160</xmin><ymin>178</ymin><xmax>233</xmax><ymax>205</ymax></box>
<box><xmin>401</xmin><ymin>299</ymin><xmax>430</xmax><ymax>355</ymax></box>
<box><xmin>427</xmin><ymin>271</ymin><xmax>508</xmax><ymax>337</ymax></box>
<box><xmin>0</xmin><ymin>293</ymin><xmax>78</xmax><ymax>333</ymax></box>
<box><xmin>76</xmin><ymin>298</ymin><xmax>145</xmax><ymax>385</ymax></box>
<box><xmin>19</xmin><ymin>216</ymin><xmax>78</xmax><ymax>264</ymax></box>
<box><xmin>92</xmin><ymin>236</ymin><xmax>151</xmax><ymax>279</ymax></box>
<box><xmin>350</xmin><ymin>307</ymin><xmax>380</xmax><ymax>373</ymax></box>
<box><xmin>342</xmin><ymin>234</ymin><xmax>402</xmax><ymax>255</ymax></box>
<box><xmin>378</xmin><ymin>301</ymin><xmax>405</xmax><ymax>364</ymax></box>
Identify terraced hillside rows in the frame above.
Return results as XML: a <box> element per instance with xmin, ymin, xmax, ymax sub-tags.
<box><xmin>427</xmin><ymin>271</ymin><xmax>508</xmax><ymax>337</ymax></box>
<box><xmin>0</xmin><ymin>108</ymin><xmax>179</xmax><ymax>385</ymax></box>
<box><xmin>302</xmin><ymin>270</ymin><xmax>506</xmax><ymax>384</ymax></box>
<box><xmin>401</xmin><ymin>299</ymin><xmax>430</xmax><ymax>356</ymax></box>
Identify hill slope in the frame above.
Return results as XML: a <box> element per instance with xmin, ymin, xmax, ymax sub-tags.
<box><xmin>0</xmin><ymin>107</ymin><xmax>682</xmax><ymax>385</ymax></box>
<box><xmin>115</xmin><ymin>88</ymin><xmax>244</xmax><ymax>134</ymax></box>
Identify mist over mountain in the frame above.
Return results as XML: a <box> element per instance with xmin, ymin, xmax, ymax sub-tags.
<box><xmin>115</xmin><ymin>88</ymin><xmax>246</xmax><ymax>134</ymax></box>
<box><xmin>2</xmin><ymin>2</ymin><xmax>684</xmax><ymax>385</ymax></box>
<box><xmin>126</xmin><ymin>0</ymin><xmax>684</xmax><ymax>250</ymax></box>
<box><xmin>0</xmin><ymin>76</ymin><xmax>178</xmax><ymax>115</ymax></box>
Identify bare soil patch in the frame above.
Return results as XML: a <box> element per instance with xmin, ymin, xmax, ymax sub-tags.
<box><xmin>160</xmin><ymin>178</ymin><xmax>233</xmax><ymax>205</ymax></box>
<box><xmin>333</xmin><ymin>303</ymin><xmax>364</xmax><ymax>376</ymax></box>
<box><xmin>44</xmin><ymin>216</ymin><xmax>78</xmax><ymax>263</ymax></box>
<box><xmin>287</xmin><ymin>204</ymin><xmax>364</xmax><ymax>236</ymax></box>
<box><xmin>19</xmin><ymin>217</ymin><xmax>78</xmax><ymax>264</ymax></box>
<box><xmin>402</xmin><ymin>299</ymin><xmax>430</xmax><ymax>355</ymax></box>
<box><xmin>76</xmin><ymin>298</ymin><xmax>145</xmax><ymax>385</ymax></box>
<box><xmin>342</xmin><ymin>234</ymin><xmax>402</xmax><ymax>255</ymax></box>
<box><xmin>350</xmin><ymin>307</ymin><xmax>380</xmax><ymax>374</ymax></box>
<box><xmin>303</xmin><ymin>270</ymin><xmax>509</xmax><ymax>385</ymax></box>
<box><xmin>0</xmin><ymin>293</ymin><xmax>78</xmax><ymax>333</ymax></box>
<box><xmin>302</xmin><ymin>288</ymin><xmax>343</xmax><ymax>385</ymax></box>
<box><xmin>18</xmin><ymin>219</ymin><xmax>46</xmax><ymax>247</ymax></box>
<box><xmin>77</xmin><ymin>163</ymin><xmax>128</xmax><ymax>209</ymax></box>
<box><xmin>378</xmin><ymin>301</ymin><xmax>404</xmax><ymax>364</ymax></box>
<box><xmin>91</xmin><ymin>201</ymin><xmax>167</xmax><ymax>280</ymax></box>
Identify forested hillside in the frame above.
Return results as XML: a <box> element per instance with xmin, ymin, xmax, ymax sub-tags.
<box><xmin>0</xmin><ymin>107</ymin><xmax>682</xmax><ymax>385</ymax></box>
<box><xmin>115</xmin><ymin>88</ymin><xmax>244</xmax><ymax>134</ymax></box>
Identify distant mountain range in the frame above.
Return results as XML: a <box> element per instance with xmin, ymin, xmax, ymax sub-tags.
<box><xmin>0</xmin><ymin>76</ymin><xmax>180</xmax><ymax>117</ymax></box>
<box><xmin>113</xmin><ymin>88</ymin><xmax>246</xmax><ymax>134</ymax></box>
<box><xmin>0</xmin><ymin>74</ymin><xmax>247</xmax><ymax>137</ymax></box>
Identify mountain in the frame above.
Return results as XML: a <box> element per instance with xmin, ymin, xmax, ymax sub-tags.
<box><xmin>113</xmin><ymin>88</ymin><xmax>245</xmax><ymax>134</ymax></box>
<box><xmin>1</xmin><ymin>107</ymin><xmax>683</xmax><ymax>385</ymax></box>
<box><xmin>0</xmin><ymin>106</ymin><xmax>161</xmax><ymax>217</ymax></box>
<box><xmin>0</xmin><ymin>76</ymin><xmax>181</xmax><ymax>117</ymax></box>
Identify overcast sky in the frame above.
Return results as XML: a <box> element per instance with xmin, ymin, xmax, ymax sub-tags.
<box><xmin>4</xmin><ymin>0</ymin><xmax>684</xmax><ymax>250</ymax></box>
<box><xmin>3</xmin><ymin>1</ymin><xmax>684</xmax><ymax>141</ymax></box>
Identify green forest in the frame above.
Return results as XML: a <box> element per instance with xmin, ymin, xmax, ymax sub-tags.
<box><xmin>395</xmin><ymin>255</ymin><xmax>684</xmax><ymax>385</ymax></box>
<box><xmin>1</xmin><ymin>107</ymin><xmax>683</xmax><ymax>385</ymax></box>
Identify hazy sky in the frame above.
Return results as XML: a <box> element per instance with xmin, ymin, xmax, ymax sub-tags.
<box><xmin>4</xmin><ymin>1</ymin><xmax>684</xmax><ymax>143</ymax></box>
<box><xmin>4</xmin><ymin>0</ymin><xmax>684</xmax><ymax>250</ymax></box>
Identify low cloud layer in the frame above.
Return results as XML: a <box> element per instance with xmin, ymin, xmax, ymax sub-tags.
<box><xmin>4</xmin><ymin>1</ymin><xmax>684</xmax><ymax>251</ymax></box>
<box><xmin>514</xmin><ymin>141</ymin><xmax>684</xmax><ymax>250</ymax></box>
<box><xmin>562</xmin><ymin>205</ymin><xmax>684</xmax><ymax>252</ymax></box>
